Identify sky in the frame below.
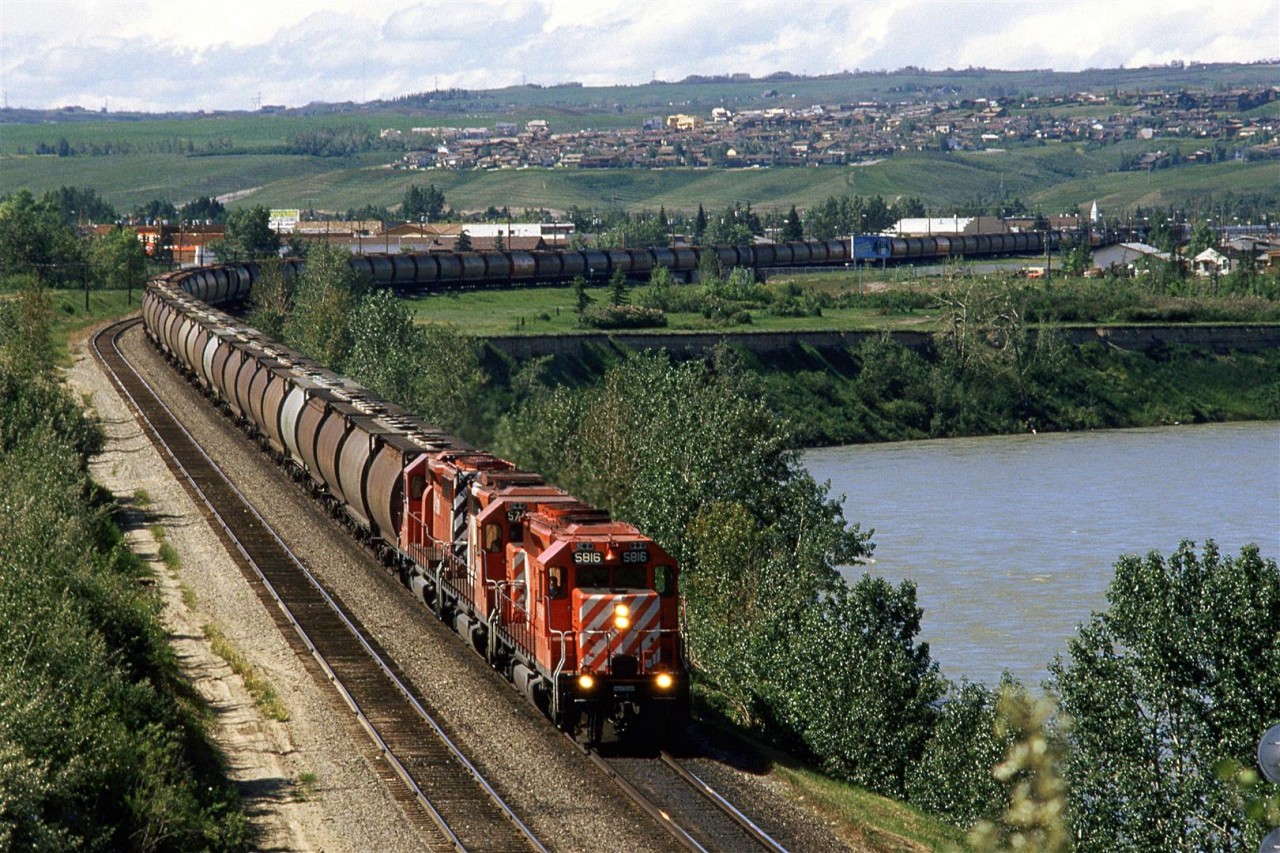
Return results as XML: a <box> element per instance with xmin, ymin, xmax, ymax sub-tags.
<box><xmin>2</xmin><ymin>0</ymin><xmax>1277</xmax><ymax>112</ymax></box>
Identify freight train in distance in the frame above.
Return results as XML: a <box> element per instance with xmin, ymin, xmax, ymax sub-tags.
<box><xmin>171</xmin><ymin>232</ymin><xmax>1059</xmax><ymax>295</ymax></box>
<box><xmin>142</xmin><ymin>267</ymin><xmax>690</xmax><ymax>743</ymax></box>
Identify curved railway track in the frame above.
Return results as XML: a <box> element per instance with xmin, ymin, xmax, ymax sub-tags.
<box><xmin>583</xmin><ymin>743</ymin><xmax>791</xmax><ymax>853</ymax></box>
<box><xmin>92</xmin><ymin>317</ymin><xmax>545</xmax><ymax>853</ymax></box>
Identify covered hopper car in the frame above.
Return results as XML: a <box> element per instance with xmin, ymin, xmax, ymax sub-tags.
<box><xmin>143</xmin><ymin>269</ymin><xmax>690</xmax><ymax>741</ymax></box>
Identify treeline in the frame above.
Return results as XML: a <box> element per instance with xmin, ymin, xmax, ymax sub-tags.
<box><xmin>24</xmin><ymin>136</ymin><xmax>241</xmax><ymax>157</ymax></box>
<box><xmin>0</xmin><ymin>281</ymin><xmax>249</xmax><ymax>849</ymax></box>
<box><xmin>0</xmin><ymin>189</ymin><xmax>149</xmax><ymax>290</ymax></box>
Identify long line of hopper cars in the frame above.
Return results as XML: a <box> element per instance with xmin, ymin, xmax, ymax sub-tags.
<box><xmin>165</xmin><ymin>233</ymin><xmax>1059</xmax><ymax>298</ymax></box>
<box><xmin>142</xmin><ymin>268</ymin><xmax>689</xmax><ymax>742</ymax></box>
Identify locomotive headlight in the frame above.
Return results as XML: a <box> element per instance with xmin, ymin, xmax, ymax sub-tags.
<box><xmin>655</xmin><ymin>673</ymin><xmax>674</xmax><ymax>690</ymax></box>
<box><xmin>578</xmin><ymin>673</ymin><xmax>595</xmax><ymax>691</ymax></box>
<box><xmin>613</xmin><ymin>603</ymin><xmax>631</xmax><ymax>630</ymax></box>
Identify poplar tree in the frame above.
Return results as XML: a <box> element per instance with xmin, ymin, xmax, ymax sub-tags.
<box><xmin>1049</xmin><ymin>541</ymin><xmax>1280</xmax><ymax>851</ymax></box>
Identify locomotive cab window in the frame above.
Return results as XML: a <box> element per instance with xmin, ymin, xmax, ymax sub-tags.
<box><xmin>654</xmin><ymin>565</ymin><xmax>675</xmax><ymax>597</ymax></box>
<box><xmin>614</xmin><ymin>564</ymin><xmax>646</xmax><ymax>589</ymax></box>
<box><xmin>576</xmin><ymin>564</ymin><xmax>608</xmax><ymax>588</ymax></box>
<box><xmin>483</xmin><ymin>522</ymin><xmax>502</xmax><ymax>553</ymax></box>
<box><xmin>547</xmin><ymin>566</ymin><xmax>565</xmax><ymax>599</ymax></box>
<box><xmin>408</xmin><ymin>474</ymin><xmax>425</xmax><ymax>501</ymax></box>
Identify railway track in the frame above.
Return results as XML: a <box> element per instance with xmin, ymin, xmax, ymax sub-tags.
<box><xmin>582</xmin><ymin>742</ymin><xmax>791</xmax><ymax>853</ymax></box>
<box><xmin>92</xmin><ymin>317</ymin><xmax>545</xmax><ymax>853</ymax></box>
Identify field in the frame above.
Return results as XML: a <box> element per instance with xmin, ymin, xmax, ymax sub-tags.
<box><xmin>6</xmin><ymin>141</ymin><xmax>1276</xmax><ymax>221</ymax></box>
<box><xmin>3</xmin><ymin>61</ymin><xmax>1277</xmax><ymax>218</ymax></box>
<box><xmin>408</xmin><ymin>272</ymin><xmax>946</xmax><ymax>336</ymax></box>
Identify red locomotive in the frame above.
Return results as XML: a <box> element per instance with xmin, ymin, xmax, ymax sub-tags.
<box><xmin>142</xmin><ymin>270</ymin><xmax>690</xmax><ymax>742</ymax></box>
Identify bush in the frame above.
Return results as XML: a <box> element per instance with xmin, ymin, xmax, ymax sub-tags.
<box><xmin>579</xmin><ymin>304</ymin><xmax>668</xmax><ymax>329</ymax></box>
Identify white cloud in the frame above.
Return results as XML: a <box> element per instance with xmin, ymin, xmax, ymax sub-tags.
<box><xmin>1</xmin><ymin>0</ymin><xmax>1275</xmax><ymax>110</ymax></box>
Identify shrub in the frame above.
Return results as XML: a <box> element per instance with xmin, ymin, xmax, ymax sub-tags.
<box><xmin>579</xmin><ymin>304</ymin><xmax>668</xmax><ymax>329</ymax></box>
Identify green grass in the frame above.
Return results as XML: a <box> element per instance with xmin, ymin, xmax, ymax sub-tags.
<box><xmin>203</xmin><ymin>623</ymin><xmax>290</xmax><ymax>722</ymax></box>
<box><xmin>292</xmin><ymin>772</ymin><xmax>320</xmax><ymax>802</ymax></box>
<box><xmin>0</xmin><ymin>151</ymin><xmax>388</xmax><ymax>211</ymax></box>
<box><xmin>40</xmin><ymin>287</ymin><xmax>143</xmax><ymax>362</ymax></box>
<box><xmin>1031</xmin><ymin>156</ymin><xmax>1280</xmax><ymax>213</ymax></box>
<box><xmin>407</xmin><ymin>276</ymin><xmax>947</xmax><ymax>336</ymax></box>
<box><xmin>149</xmin><ymin>525</ymin><xmax>182</xmax><ymax>573</ymax></box>
<box><xmin>775</xmin><ymin>763</ymin><xmax>962</xmax><ymax>852</ymax></box>
<box><xmin>5</xmin><ymin>60</ymin><xmax>1276</xmax><ymax>214</ymax></box>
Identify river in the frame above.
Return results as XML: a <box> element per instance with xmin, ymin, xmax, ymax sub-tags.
<box><xmin>804</xmin><ymin>421</ymin><xmax>1280</xmax><ymax>689</ymax></box>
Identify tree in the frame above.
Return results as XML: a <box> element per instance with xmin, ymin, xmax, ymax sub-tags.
<box><xmin>967</xmin><ymin>687</ymin><xmax>1069</xmax><ymax>853</ymax></box>
<box><xmin>597</xmin><ymin>213</ymin><xmax>671</xmax><ymax>249</ymax></box>
<box><xmin>89</xmin><ymin>228</ymin><xmax>147</xmax><ymax>292</ymax></box>
<box><xmin>694</xmin><ymin>204</ymin><xmax>708</xmax><ymax>243</ymax></box>
<box><xmin>608</xmin><ymin>268</ymin><xmax>629</xmax><ymax>306</ymax></box>
<box><xmin>781</xmin><ymin>205</ymin><xmax>804</xmax><ymax>242</ymax></box>
<box><xmin>247</xmin><ymin>259</ymin><xmax>292</xmax><ymax>340</ymax></box>
<box><xmin>1049</xmin><ymin>541</ymin><xmax>1280</xmax><ymax>852</ymax></box>
<box><xmin>641</xmin><ymin>266</ymin><xmax>676</xmax><ymax>311</ymax></box>
<box><xmin>893</xmin><ymin>196</ymin><xmax>928</xmax><ymax>220</ymax></box>
<box><xmin>133</xmin><ymin>198</ymin><xmax>179</xmax><ymax>224</ymax></box>
<box><xmin>1061</xmin><ymin>239</ymin><xmax>1093</xmax><ymax>277</ymax></box>
<box><xmin>1186</xmin><ymin>219</ymin><xmax>1214</xmax><ymax>258</ymax></box>
<box><xmin>0</xmin><ymin>190</ymin><xmax>83</xmax><ymax>284</ymax></box>
<box><xmin>283</xmin><ymin>243</ymin><xmax>365</xmax><ymax>368</ymax></box>
<box><xmin>217</xmin><ymin>205</ymin><xmax>279</xmax><ymax>262</ymax></box>
<box><xmin>43</xmin><ymin>186</ymin><xmax>115</xmax><ymax>226</ymax></box>
<box><xmin>908</xmin><ymin>679</ymin><xmax>1019</xmax><ymax>827</ymax></box>
<box><xmin>455</xmin><ymin>230</ymin><xmax>472</xmax><ymax>252</ymax></box>
<box><xmin>762</xmin><ymin>573</ymin><xmax>943</xmax><ymax>796</ymax></box>
<box><xmin>403</xmin><ymin>183</ymin><xmax>446</xmax><ymax>221</ymax></box>
<box><xmin>179</xmin><ymin>195</ymin><xmax>226</xmax><ymax>223</ymax></box>
<box><xmin>572</xmin><ymin>275</ymin><xmax>592</xmax><ymax>317</ymax></box>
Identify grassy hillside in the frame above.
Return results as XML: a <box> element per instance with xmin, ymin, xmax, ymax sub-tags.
<box><xmin>3</xmin><ymin>61</ymin><xmax>1276</xmax><ymax>216</ymax></box>
<box><xmin>7</xmin><ymin>144</ymin><xmax>1272</xmax><ymax>220</ymax></box>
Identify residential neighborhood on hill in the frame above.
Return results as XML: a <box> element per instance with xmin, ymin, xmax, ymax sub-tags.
<box><xmin>389</xmin><ymin>84</ymin><xmax>1279</xmax><ymax>172</ymax></box>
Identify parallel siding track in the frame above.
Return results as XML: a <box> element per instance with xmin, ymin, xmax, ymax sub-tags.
<box><xmin>93</xmin><ymin>317</ymin><xmax>544</xmax><ymax>853</ymax></box>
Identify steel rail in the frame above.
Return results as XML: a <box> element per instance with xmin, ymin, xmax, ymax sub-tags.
<box><xmin>569</xmin><ymin>729</ymin><xmax>791</xmax><ymax>853</ymax></box>
<box><xmin>573</xmin><ymin>741</ymin><xmax>708</xmax><ymax>853</ymax></box>
<box><xmin>93</xmin><ymin>317</ymin><xmax>545</xmax><ymax>853</ymax></box>
<box><xmin>659</xmin><ymin>751</ymin><xmax>790</xmax><ymax>853</ymax></box>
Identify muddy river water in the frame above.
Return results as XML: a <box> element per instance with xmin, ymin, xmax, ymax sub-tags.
<box><xmin>804</xmin><ymin>421</ymin><xmax>1280</xmax><ymax>687</ymax></box>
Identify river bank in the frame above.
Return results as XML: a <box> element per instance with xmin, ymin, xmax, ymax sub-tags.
<box><xmin>477</xmin><ymin>327</ymin><xmax>1280</xmax><ymax>449</ymax></box>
